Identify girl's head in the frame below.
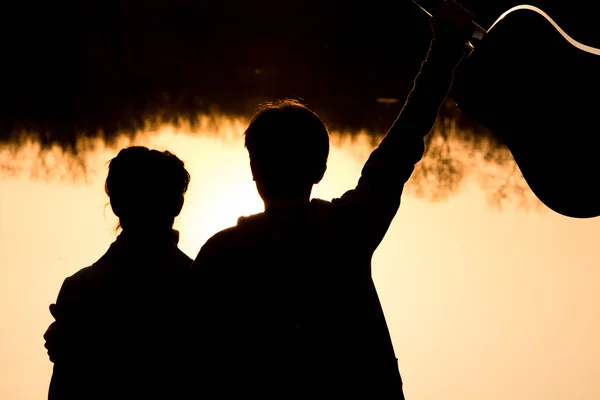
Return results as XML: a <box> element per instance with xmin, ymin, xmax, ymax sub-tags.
<box><xmin>105</xmin><ymin>146</ymin><xmax>190</xmax><ymax>232</ymax></box>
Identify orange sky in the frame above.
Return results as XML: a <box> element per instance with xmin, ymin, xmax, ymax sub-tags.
<box><xmin>1</xmin><ymin>119</ymin><xmax>598</xmax><ymax>400</ymax></box>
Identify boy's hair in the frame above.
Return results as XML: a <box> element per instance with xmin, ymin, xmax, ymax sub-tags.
<box><xmin>244</xmin><ymin>99</ymin><xmax>330</xmax><ymax>197</ymax></box>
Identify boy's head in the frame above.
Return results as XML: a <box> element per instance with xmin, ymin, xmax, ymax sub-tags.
<box><xmin>244</xmin><ymin>99</ymin><xmax>330</xmax><ymax>200</ymax></box>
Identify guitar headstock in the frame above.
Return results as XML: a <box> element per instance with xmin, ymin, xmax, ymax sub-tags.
<box><xmin>411</xmin><ymin>0</ymin><xmax>487</xmax><ymax>41</ymax></box>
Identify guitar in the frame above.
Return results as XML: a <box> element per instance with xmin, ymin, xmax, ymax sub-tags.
<box><xmin>414</xmin><ymin>1</ymin><xmax>600</xmax><ymax>219</ymax></box>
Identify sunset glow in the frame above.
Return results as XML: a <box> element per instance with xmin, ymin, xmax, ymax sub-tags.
<box><xmin>1</xmin><ymin>117</ymin><xmax>599</xmax><ymax>400</ymax></box>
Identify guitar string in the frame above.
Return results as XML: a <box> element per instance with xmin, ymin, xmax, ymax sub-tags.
<box><xmin>490</xmin><ymin>5</ymin><xmax>600</xmax><ymax>56</ymax></box>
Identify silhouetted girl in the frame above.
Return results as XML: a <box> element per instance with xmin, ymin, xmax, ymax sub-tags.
<box><xmin>44</xmin><ymin>146</ymin><xmax>192</xmax><ymax>400</ymax></box>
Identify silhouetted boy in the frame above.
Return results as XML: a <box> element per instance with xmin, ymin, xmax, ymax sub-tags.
<box><xmin>192</xmin><ymin>2</ymin><xmax>474</xmax><ymax>398</ymax></box>
<box><xmin>44</xmin><ymin>147</ymin><xmax>193</xmax><ymax>399</ymax></box>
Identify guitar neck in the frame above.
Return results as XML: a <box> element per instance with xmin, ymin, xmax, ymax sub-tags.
<box><xmin>412</xmin><ymin>0</ymin><xmax>487</xmax><ymax>40</ymax></box>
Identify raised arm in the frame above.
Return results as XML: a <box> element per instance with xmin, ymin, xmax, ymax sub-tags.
<box><xmin>333</xmin><ymin>1</ymin><xmax>474</xmax><ymax>250</ymax></box>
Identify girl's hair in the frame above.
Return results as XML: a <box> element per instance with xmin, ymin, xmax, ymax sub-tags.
<box><xmin>105</xmin><ymin>146</ymin><xmax>190</xmax><ymax>231</ymax></box>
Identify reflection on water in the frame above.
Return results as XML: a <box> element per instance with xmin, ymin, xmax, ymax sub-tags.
<box><xmin>0</xmin><ymin>111</ymin><xmax>540</xmax><ymax>213</ymax></box>
<box><xmin>1</xmin><ymin>115</ymin><xmax>599</xmax><ymax>400</ymax></box>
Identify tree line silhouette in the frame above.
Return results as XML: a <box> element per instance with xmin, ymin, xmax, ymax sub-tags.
<box><xmin>1</xmin><ymin>0</ymin><xmax>591</xmax><ymax>150</ymax></box>
<box><xmin>1</xmin><ymin>0</ymin><xmax>587</xmax><ymax>210</ymax></box>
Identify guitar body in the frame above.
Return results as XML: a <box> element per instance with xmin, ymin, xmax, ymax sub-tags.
<box><xmin>451</xmin><ymin>8</ymin><xmax>600</xmax><ymax>218</ymax></box>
